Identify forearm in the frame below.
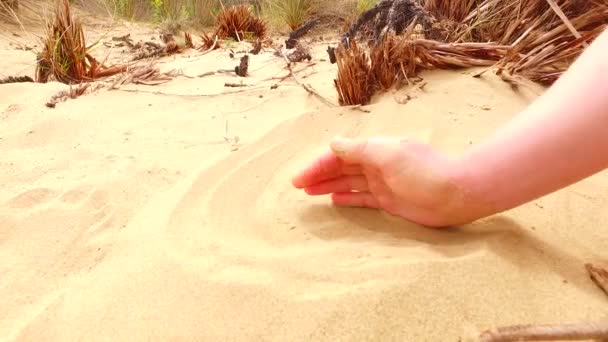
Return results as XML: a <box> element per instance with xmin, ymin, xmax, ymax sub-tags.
<box><xmin>454</xmin><ymin>28</ymin><xmax>608</xmax><ymax>219</ymax></box>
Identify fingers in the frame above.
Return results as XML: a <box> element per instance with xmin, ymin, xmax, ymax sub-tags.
<box><xmin>331</xmin><ymin>192</ymin><xmax>380</xmax><ymax>209</ymax></box>
<box><xmin>330</xmin><ymin>136</ymin><xmax>402</xmax><ymax>167</ymax></box>
<box><xmin>303</xmin><ymin>175</ymin><xmax>368</xmax><ymax>195</ymax></box>
<box><xmin>292</xmin><ymin>151</ymin><xmax>362</xmax><ymax>189</ymax></box>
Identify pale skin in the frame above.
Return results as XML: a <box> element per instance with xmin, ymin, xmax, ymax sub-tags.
<box><xmin>292</xmin><ymin>28</ymin><xmax>608</xmax><ymax>228</ymax></box>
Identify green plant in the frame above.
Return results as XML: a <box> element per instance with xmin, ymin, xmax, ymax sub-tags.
<box><xmin>269</xmin><ymin>0</ymin><xmax>312</xmax><ymax>30</ymax></box>
<box><xmin>355</xmin><ymin>0</ymin><xmax>377</xmax><ymax>16</ymax></box>
<box><xmin>151</xmin><ymin>0</ymin><xmax>163</xmax><ymax>20</ymax></box>
<box><xmin>191</xmin><ymin>0</ymin><xmax>219</xmax><ymax>27</ymax></box>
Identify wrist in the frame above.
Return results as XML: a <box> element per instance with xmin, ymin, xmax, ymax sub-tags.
<box><xmin>442</xmin><ymin>154</ymin><xmax>502</xmax><ymax>226</ymax></box>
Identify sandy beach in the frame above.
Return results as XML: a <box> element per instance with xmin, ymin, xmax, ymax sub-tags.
<box><xmin>1</xmin><ymin>11</ymin><xmax>608</xmax><ymax>341</ymax></box>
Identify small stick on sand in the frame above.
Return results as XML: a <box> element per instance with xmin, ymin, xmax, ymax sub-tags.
<box><xmin>114</xmin><ymin>85</ymin><xmax>296</xmax><ymax>98</ymax></box>
<box><xmin>279</xmin><ymin>50</ymin><xmax>336</xmax><ymax>107</ymax></box>
<box><xmin>197</xmin><ymin>69</ymin><xmax>239</xmax><ymax>78</ymax></box>
<box><xmin>478</xmin><ymin>322</ymin><xmax>608</xmax><ymax>342</ymax></box>
<box><xmin>224</xmin><ymin>82</ymin><xmax>249</xmax><ymax>88</ymax></box>
<box><xmin>478</xmin><ymin>263</ymin><xmax>608</xmax><ymax>341</ymax></box>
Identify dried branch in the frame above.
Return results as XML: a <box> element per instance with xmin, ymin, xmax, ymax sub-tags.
<box><xmin>0</xmin><ymin>75</ymin><xmax>34</xmax><ymax>84</ymax></box>
<box><xmin>224</xmin><ymin>82</ymin><xmax>248</xmax><ymax>87</ymax></box>
<box><xmin>109</xmin><ymin>65</ymin><xmax>177</xmax><ymax>88</ymax></box>
<box><xmin>45</xmin><ymin>83</ymin><xmax>103</xmax><ymax>108</ymax></box>
<box><xmin>280</xmin><ymin>50</ymin><xmax>336</xmax><ymax>107</ymax></box>
<box><xmin>479</xmin><ymin>322</ymin><xmax>608</xmax><ymax>342</ymax></box>
<box><xmin>286</xmin><ymin>19</ymin><xmax>320</xmax><ymax>49</ymax></box>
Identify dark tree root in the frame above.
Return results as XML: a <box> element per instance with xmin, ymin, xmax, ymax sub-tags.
<box><xmin>286</xmin><ymin>19</ymin><xmax>320</xmax><ymax>49</ymax></box>
<box><xmin>341</xmin><ymin>0</ymin><xmax>435</xmax><ymax>46</ymax></box>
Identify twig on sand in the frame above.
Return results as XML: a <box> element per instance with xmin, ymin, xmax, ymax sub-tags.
<box><xmin>479</xmin><ymin>322</ymin><xmax>608</xmax><ymax>342</ymax></box>
<box><xmin>279</xmin><ymin>50</ymin><xmax>336</xmax><ymax>107</ymax></box>
<box><xmin>113</xmin><ymin>85</ymin><xmax>288</xmax><ymax>98</ymax></box>
<box><xmin>225</xmin><ymin>82</ymin><xmax>249</xmax><ymax>87</ymax></box>
<box><xmin>0</xmin><ymin>75</ymin><xmax>34</xmax><ymax>84</ymax></box>
<box><xmin>197</xmin><ymin>69</ymin><xmax>238</xmax><ymax>78</ymax></box>
<box><xmin>478</xmin><ymin>263</ymin><xmax>608</xmax><ymax>341</ymax></box>
<box><xmin>261</xmin><ymin>62</ymin><xmax>317</xmax><ymax>83</ymax></box>
<box><xmin>45</xmin><ymin>83</ymin><xmax>104</xmax><ymax>108</ymax></box>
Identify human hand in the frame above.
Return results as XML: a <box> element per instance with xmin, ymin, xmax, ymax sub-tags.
<box><xmin>292</xmin><ymin>137</ymin><xmax>487</xmax><ymax>227</ymax></box>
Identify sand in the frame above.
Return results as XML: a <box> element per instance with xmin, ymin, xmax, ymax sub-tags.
<box><xmin>1</xmin><ymin>18</ymin><xmax>608</xmax><ymax>342</ymax></box>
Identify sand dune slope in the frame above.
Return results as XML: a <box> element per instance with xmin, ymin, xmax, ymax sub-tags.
<box><xmin>2</xmin><ymin>51</ymin><xmax>608</xmax><ymax>341</ymax></box>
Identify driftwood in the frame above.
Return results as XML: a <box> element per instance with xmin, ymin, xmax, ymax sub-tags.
<box><xmin>479</xmin><ymin>322</ymin><xmax>608</xmax><ymax>342</ymax></box>
<box><xmin>341</xmin><ymin>0</ymin><xmax>434</xmax><ymax>45</ymax></box>
<box><xmin>110</xmin><ymin>65</ymin><xmax>177</xmax><ymax>87</ymax></box>
<box><xmin>111</xmin><ymin>34</ymin><xmax>136</xmax><ymax>48</ymax></box>
<box><xmin>132</xmin><ymin>38</ymin><xmax>180</xmax><ymax>61</ymax></box>
<box><xmin>45</xmin><ymin>83</ymin><xmax>103</xmax><ymax>108</ymax></box>
<box><xmin>286</xmin><ymin>19</ymin><xmax>320</xmax><ymax>49</ymax></box>
<box><xmin>0</xmin><ymin>75</ymin><xmax>34</xmax><ymax>84</ymax></box>
<box><xmin>284</xmin><ymin>42</ymin><xmax>312</xmax><ymax>63</ymax></box>
<box><xmin>224</xmin><ymin>82</ymin><xmax>248</xmax><ymax>88</ymax></box>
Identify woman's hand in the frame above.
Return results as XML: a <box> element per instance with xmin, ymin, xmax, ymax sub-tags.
<box><xmin>292</xmin><ymin>137</ymin><xmax>490</xmax><ymax>227</ymax></box>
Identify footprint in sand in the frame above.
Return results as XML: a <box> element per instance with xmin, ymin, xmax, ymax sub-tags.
<box><xmin>59</xmin><ymin>185</ymin><xmax>96</xmax><ymax>205</ymax></box>
<box><xmin>5</xmin><ymin>188</ymin><xmax>59</xmax><ymax>209</ymax></box>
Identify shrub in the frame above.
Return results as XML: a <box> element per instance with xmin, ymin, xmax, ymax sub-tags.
<box><xmin>269</xmin><ymin>0</ymin><xmax>312</xmax><ymax>30</ymax></box>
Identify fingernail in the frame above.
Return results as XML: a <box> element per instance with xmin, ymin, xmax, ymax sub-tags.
<box><xmin>330</xmin><ymin>137</ymin><xmax>352</xmax><ymax>155</ymax></box>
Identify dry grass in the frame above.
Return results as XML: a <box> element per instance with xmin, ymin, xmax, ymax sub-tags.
<box><xmin>334</xmin><ymin>41</ymin><xmax>374</xmax><ymax>106</ymax></box>
<box><xmin>0</xmin><ymin>0</ymin><xmax>51</xmax><ymax>26</ymax></box>
<box><xmin>36</xmin><ymin>0</ymin><xmax>127</xmax><ymax>84</ymax></box>
<box><xmin>334</xmin><ymin>0</ymin><xmax>607</xmax><ymax>105</ymax></box>
<box><xmin>200</xmin><ymin>31</ymin><xmax>221</xmax><ymax>50</ymax></box>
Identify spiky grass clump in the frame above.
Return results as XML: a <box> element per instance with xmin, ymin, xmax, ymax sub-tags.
<box><xmin>270</xmin><ymin>0</ymin><xmax>313</xmax><ymax>31</ymax></box>
<box><xmin>36</xmin><ymin>0</ymin><xmax>126</xmax><ymax>84</ymax></box>
<box><xmin>334</xmin><ymin>41</ymin><xmax>374</xmax><ymax>106</ymax></box>
<box><xmin>199</xmin><ymin>31</ymin><xmax>221</xmax><ymax>50</ymax></box>
<box><xmin>215</xmin><ymin>3</ymin><xmax>268</xmax><ymax>41</ymax></box>
<box><xmin>339</xmin><ymin>33</ymin><xmax>506</xmax><ymax>105</ymax></box>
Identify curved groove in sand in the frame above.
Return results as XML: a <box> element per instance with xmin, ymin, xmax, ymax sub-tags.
<box><xmin>163</xmin><ymin>108</ymin><xmax>499</xmax><ymax>288</ymax></box>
